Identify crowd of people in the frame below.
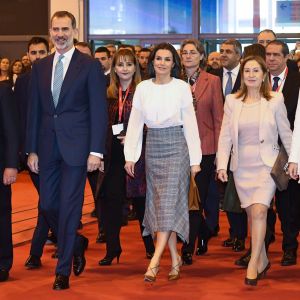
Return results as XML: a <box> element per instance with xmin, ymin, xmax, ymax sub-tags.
<box><xmin>1</xmin><ymin>10</ymin><xmax>300</xmax><ymax>290</ymax></box>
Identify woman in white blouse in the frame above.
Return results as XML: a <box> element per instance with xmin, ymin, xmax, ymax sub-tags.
<box><xmin>124</xmin><ymin>43</ymin><xmax>202</xmax><ymax>282</ymax></box>
<box><xmin>289</xmin><ymin>100</ymin><xmax>300</xmax><ymax>182</ymax></box>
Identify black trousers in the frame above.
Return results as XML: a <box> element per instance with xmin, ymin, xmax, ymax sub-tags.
<box><xmin>0</xmin><ymin>170</ymin><xmax>13</xmax><ymax>271</ymax></box>
<box><xmin>132</xmin><ymin>197</ymin><xmax>155</xmax><ymax>254</ymax></box>
<box><xmin>100</xmin><ymin>162</ymin><xmax>125</xmax><ymax>256</ymax></box>
<box><xmin>276</xmin><ymin>179</ymin><xmax>300</xmax><ymax>251</ymax></box>
<box><xmin>181</xmin><ymin>155</ymin><xmax>215</xmax><ymax>254</ymax></box>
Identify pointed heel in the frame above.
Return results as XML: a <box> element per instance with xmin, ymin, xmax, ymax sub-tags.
<box><xmin>257</xmin><ymin>262</ymin><xmax>271</xmax><ymax>280</ymax></box>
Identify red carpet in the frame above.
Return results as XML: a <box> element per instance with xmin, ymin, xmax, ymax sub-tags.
<box><xmin>2</xmin><ymin>174</ymin><xmax>300</xmax><ymax>299</ymax></box>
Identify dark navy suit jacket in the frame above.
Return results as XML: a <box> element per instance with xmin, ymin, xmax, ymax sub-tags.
<box><xmin>26</xmin><ymin>49</ymin><xmax>108</xmax><ymax>166</ymax></box>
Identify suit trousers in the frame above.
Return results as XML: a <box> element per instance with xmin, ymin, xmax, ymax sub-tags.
<box><xmin>0</xmin><ymin>171</ymin><xmax>13</xmax><ymax>271</ymax></box>
<box><xmin>276</xmin><ymin>179</ymin><xmax>300</xmax><ymax>251</ymax></box>
<box><xmin>39</xmin><ymin>138</ymin><xmax>87</xmax><ymax>276</ymax></box>
<box><xmin>26</xmin><ymin>169</ymin><xmax>52</xmax><ymax>258</ymax></box>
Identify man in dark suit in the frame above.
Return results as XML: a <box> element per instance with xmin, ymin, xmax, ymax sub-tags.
<box><xmin>27</xmin><ymin>11</ymin><xmax>107</xmax><ymax>290</ymax></box>
<box><xmin>214</xmin><ymin>39</ymin><xmax>248</xmax><ymax>253</ymax></box>
<box><xmin>14</xmin><ymin>36</ymin><xmax>52</xmax><ymax>270</ymax></box>
<box><xmin>0</xmin><ymin>82</ymin><xmax>19</xmax><ymax>282</ymax></box>
<box><xmin>266</xmin><ymin>40</ymin><xmax>300</xmax><ymax>266</ymax></box>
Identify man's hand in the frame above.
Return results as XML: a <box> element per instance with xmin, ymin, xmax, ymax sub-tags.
<box><xmin>87</xmin><ymin>154</ymin><xmax>101</xmax><ymax>172</ymax></box>
<box><xmin>27</xmin><ymin>153</ymin><xmax>39</xmax><ymax>174</ymax></box>
<box><xmin>3</xmin><ymin>168</ymin><xmax>18</xmax><ymax>185</ymax></box>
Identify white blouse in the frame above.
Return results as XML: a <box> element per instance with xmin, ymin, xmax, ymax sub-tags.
<box><xmin>124</xmin><ymin>78</ymin><xmax>202</xmax><ymax>165</ymax></box>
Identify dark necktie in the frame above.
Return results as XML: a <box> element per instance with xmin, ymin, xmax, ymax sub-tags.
<box><xmin>272</xmin><ymin>76</ymin><xmax>280</xmax><ymax>91</ymax></box>
<box><xmin>224</xmin><ymin>71</ymin><xmax>232</xmax><ymax>97</ymax></box>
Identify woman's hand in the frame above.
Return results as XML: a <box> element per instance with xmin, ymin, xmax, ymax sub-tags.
<box><xmin>217</xmin><ymin>169</ymin><xmax>228</xmax><ymax>182</ymax></box>
<box><xmin>124</xmin><ymin>161</ymin><xmax>135</xmax><ymax>177</ymax></box>
<box><xmin>191</xmin><ymin>165</ymin><xmax>201</xmax><ymax>178</ymax></box>
<box><xmin>288</xmin><ymin>162</ymin><xmax>299</xmax><ymax>180</ymax></box>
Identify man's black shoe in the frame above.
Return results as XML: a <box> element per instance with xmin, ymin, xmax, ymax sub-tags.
<box><xmin>281</xmin><ymin>249</ymin><xmax>297</xmax><ymax>266</ymax></box>
<box><xmin>53</xmin><ymin>274</ymin><xmax>69</xmax><ymax>290</ymax></box>
<box><xmin>182</xmin><ymin>252</ymin><xmax>193</xmax><ymax>265</ymax></box>
<box><xmin>235</xmin><ymin>249</ymin><xmax>251</xmax><ymax>267</ymax></box>
<box><xmin>222</xmin><ymin>238</ymin><xmax>234</xmax><ymax>247</ymax></box>
<box><xmin>73</xmin><ymin>237</ymin><xmax>88</xmax><ymax>276</ymax></box>
<box><xmin>232</xmin><ymin>239</ymin><xmax>245</xmax><ymax>252</ymax></box>
<box><xmin>24</xmin><ymin>255</ymin><xmax>41</xmax><ymax>269</ymax></box>
<box><xmin>195</xmin><ymin>239</ymin><xmax>208</xmax><ymax>256</ymax></box>
<box><xmin>0</xmin><ymin>269</ymin><xmax>9</xmax><ymax>282</ymax></box>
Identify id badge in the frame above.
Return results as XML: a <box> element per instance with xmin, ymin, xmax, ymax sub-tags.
<box><xmin>112</xmin><ymin>123</ymin><xmax>124</xmax><ymax>135</ymax></box>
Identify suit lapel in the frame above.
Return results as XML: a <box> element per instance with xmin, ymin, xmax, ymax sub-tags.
<box><xmin>259</xmin><ymin>97</ymin><xmax>268</xmax><ymax>141</ymax></box>
<box><xmin>57</xmin><ymin>49</ymin><xmax>82</xmax><ymax>108</ymax></box>
<box><xmin>43</xmin><ymin>54</ymin><xmax>55</xmax><ymax>108</ymax></box>
<box><xmin>233</xmin><ymin>97</ymin><xmax>243</xmax><ymax>146</ymax></box>
<box><xmin>194</xmin><ymin>72</ymin><xmax>209</xmax><ymax>99</ymax></box>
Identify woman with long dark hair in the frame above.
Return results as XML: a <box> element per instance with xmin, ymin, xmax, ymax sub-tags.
<box><xmin>124</xmin><ymin>43</ymin><xmax>202</xmax><ymax>282</ymax></box>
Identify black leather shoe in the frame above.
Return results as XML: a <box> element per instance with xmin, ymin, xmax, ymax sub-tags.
<box><xmin>195</xmin><ymin>239</ymin><xmax>208</xmax><ymax>256</ymax></box>
<box><xmin>257</xmin><ymin>261</ymin><xmax>271</xmax><ymax>280</ymax></box>
<box><xmin>281</xmin><ymin>249</ymin><xmax>297</xmax><ymax>266</ymax></box>
<box><xmin>245</xmin><ymin>277</ymin><xmax>257</xmax><ymax>286</ymax></box>
<box><xmin>0</xmin><ymin>269</ymin><xmax>9</xmax><ymax>282</ymax></box>
<box><xmin>73</xmin><ymin>237</ymin><xmax>89</xmax><ymax>276</ymax></box>
<box><xmin>222</xmin><ymin>238</ymin><xmax>234</xmax><ymax>247</ymax></box>
<box><xmin>181</xmin><ymin>252</ymin><xmax>193</xmax><ymax>265</ymax></box>
<box><xmin>235</xmin><ymin>249</ymin><xmax>251</xmax><ymax>267</ymax></box>
<box><xmin>232</xmin><ymin>239</ymin><xmax>245</xmax><ymax>252</ymax></box>
<box><xmin>96</xmin><ymin>231</ymin><xmax>106</xmax><ymax>243</ymax></box>
<box><xmin>24</xmin><ymin>255</ymin><xmax>41</xmax><ymax>269</ymax></box>
<box><xmin>53</xmin><ymin>274</ymin><xmax>69</xmax><ymax>290</ymax></box>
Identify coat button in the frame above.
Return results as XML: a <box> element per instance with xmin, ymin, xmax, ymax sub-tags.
<box><xmin>54</xmin><ymin>114</ymin><xmax>58</xmax><ymax>118</ymax></box>
<box><xmin>260</xmin><ymin>139</ymin><xmax>264</xmax><ymax>143</ymax></box>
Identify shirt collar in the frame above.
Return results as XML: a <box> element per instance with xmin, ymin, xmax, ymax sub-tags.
<box><xmin>54</xmin><ymin>46</ymin><xmax>75</xmax><ymax>62</ymax></box>
<box><xmin>223</xmin><ymin>63</ymin><xmax>240</xmax><ymax>76</ymax></box>
<box><xmin>270</xmin><ymin>66</ymin><xmax>287</xmax><ymax>81</ymax></box>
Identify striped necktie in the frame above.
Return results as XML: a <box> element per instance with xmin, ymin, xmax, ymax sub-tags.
<box><xmin>224</xmin><ymin>71</ymin><xmax>232</xmax><ymax>97</ymax></box>
<box><xmin>52</xmin><ymin>54</ymin><xmax>64</xmax><ymax>108</ymax></box>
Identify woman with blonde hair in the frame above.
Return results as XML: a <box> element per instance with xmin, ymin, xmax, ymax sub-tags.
<box><xmin>217</xmin><ymin>55</ymin><xmax>292</xmax><ymax>285</ymax></box>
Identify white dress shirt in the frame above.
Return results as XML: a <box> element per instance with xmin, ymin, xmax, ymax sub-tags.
<box><xmin>124</xmin><ymin>78</ymin><xmax>202</xmax><ymax>165</ymax></box>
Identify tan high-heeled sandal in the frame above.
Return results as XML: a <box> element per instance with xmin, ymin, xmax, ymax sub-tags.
<box><xmin>168</xmin><ymin>256</ymin><xmax>182</xmax><ymax>281</ymax></box>
<box><xmin>144</xmin><ymin>265</ymin><xmax>160</xmax><ymax>282</ymax></box>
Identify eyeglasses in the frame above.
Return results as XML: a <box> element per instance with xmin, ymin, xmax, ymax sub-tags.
<box><xmin>181</xmin><ymin>51</ymin><xmax>199</xmax><ymax>56</ymax></box>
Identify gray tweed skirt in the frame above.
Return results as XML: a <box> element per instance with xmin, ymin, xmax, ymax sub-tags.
<box><xmin>142</xmin><ymin>126</ymin><xmax>190</xmax><ymax>242</ymax></box>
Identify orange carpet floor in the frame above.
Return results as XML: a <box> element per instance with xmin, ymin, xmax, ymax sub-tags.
<box><xmin>2</xmin><ymin>174</ymin><xmax>300</xmax><ymax>300</ymax></box>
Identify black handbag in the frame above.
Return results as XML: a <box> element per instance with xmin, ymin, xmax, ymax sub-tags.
<box><xmin>222</xmin><ymin>172</ymin><xmax>243</xmax><ymax>213</ymax></box>
<box><xmin>270</xmin><ymin>145</ymin><xmax>289</xmax><ymax>191</ymax></box>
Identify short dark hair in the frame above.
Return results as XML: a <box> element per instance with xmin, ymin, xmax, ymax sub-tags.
<box><xmin>147</xmin><ymin>43</ymin><xmax>181</xmax><ymax>79</ymax></box>
<box><xmin>221</xmin><ymin>39</ymin><xmax>242</xmax><ymax>56</ymax></box>
<box><xmin>27</xmin><ymin>36</ymin><xmax>49</xmax><ymax>53</ymax></box>
<box><xmin>51</xmin><ymin>11</ymin><xmax>76</xmax><ymax>29</ymax></box>
<box><xmin>95</xmin><ymin>46</ymin><xmax>110</xmax><ymax>58</ymax></box>
<box><xmin>119</xmin><ymin>44</ymin><xmax>135</xmax><ymax>53</ymax></box>
<box><xmin>75</xmin><ymin>42</ymin><xmax>93</xmax><ymax>55</ymax></box>
<box><xmin>266</xmin><ymin>40</ymin><xmax>289</xmax><ymax>57</ymax></box>
<box><xmin>140</xmin><ymin>47</ymin><xmax>151</xmax><ymax>53</ymax></box>
<box><xmin>258</xmin><ymin>29</ymin><xmax>277</xmax><ymax>39</ymax></box>
<box><xmin>243</xmin><ymin>43</ymin><xmax>266</xmax><ymax>60</ymax></box>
